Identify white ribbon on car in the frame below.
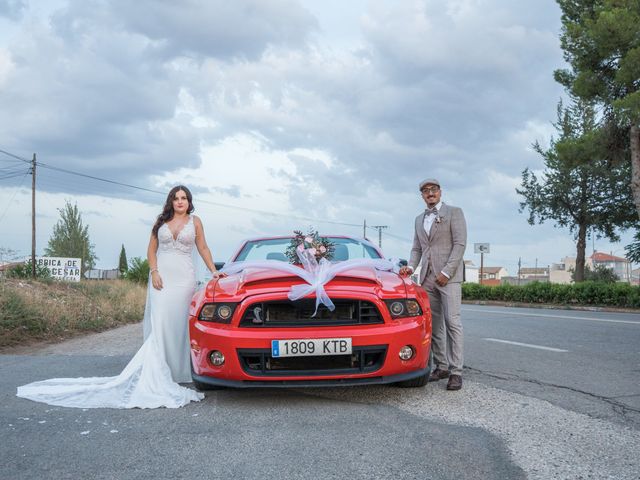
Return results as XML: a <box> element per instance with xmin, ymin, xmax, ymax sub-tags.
<box><xmin>221</xmin><ymin>249</ymin><xmax>401</xmax><ymax>316</ymax></box>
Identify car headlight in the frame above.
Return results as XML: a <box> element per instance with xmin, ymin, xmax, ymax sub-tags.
<box><xmin>198</xmin><ymin>303</ymin><xmax>238</xmax><ymax>324</ymax></box>
<box><xmin>384</xmin><ymin>299</ymin><xmax>423</xmax><ymax>319</ymax></box>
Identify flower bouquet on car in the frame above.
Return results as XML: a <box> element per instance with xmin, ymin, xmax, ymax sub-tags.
<box><xmin>285</xmin><ymin>230</ymin><xmax>335</xmax><ymax>265</ymax></box>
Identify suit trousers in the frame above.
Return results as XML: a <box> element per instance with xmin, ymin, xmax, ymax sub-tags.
<box><xmin>422</xmin><ymin>276</ymin><xmax>464</xmax><ymax>375</ymax></box>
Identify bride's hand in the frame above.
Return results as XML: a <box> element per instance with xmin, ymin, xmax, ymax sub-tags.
<box><xmin>151</xmin><ymin>271</ymin><xmax>163</xmax><ymax>290</ymax></box>
<box><xmin>211</xmin><ymin>270</ymin><xmax>226</xmax><ymax>279</ymax></box>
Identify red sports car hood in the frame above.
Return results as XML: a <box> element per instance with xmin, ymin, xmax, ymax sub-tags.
<box><xmin>208</xmin><ymin>264</ymin><xmax>407</xmax><ymax>301</ymax></box>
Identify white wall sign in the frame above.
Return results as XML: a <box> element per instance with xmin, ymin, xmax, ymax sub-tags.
<box><xmin>34</xmin><ymin>257</ymin><xmax>82</xmax><ymax>282</ymax></box>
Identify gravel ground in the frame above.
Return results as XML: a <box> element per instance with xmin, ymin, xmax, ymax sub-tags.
<box><xmin>6</xmin><ymin>322</ymin><xmax>639</xmax><ymax>479</ymax></box>
<box><xmin>301</xmin><ymin>384</ymin><xmax>640</xmax><ymax>480</ymax></box>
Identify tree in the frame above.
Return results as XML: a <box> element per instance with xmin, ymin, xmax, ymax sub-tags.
<box><xmin>518</xmin><ymin>98</ymin><xmax>635</xmax><ymax>281</ymax></box>
<box><xmin>554</xmin><ymin>0</ymin><xmax>640</xmax><ymax>219</ymax></box>
<box><xmin>44</xmin><ymin>201</ymin><xmax>97</xmax><ymax>276</ymax></box>
<box><xmin>118</xmin><ymin>244</ymin><xmax>128</xmax><ymax>275</ymax></box>
<box><xmin>571</xmin><ymin>264</ymin><xmax>619</xmax><ymax>282</ymax></box>
<box><xmin>625</xmin><ymin>230</ymin><xmax>640</xmax><ymax>262</ymax></box>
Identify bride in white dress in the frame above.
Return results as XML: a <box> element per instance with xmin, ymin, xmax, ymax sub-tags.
<box><xmin>17</xmin><ymin>186</ymin><xmax>222</xmax><ymax>409</ymax></box>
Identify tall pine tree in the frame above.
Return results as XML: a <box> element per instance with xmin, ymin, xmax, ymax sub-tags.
<box><xmin>518</xmin><ymin>98</ymin><xmax>635</xmax><ymax>281</ymax></box>
<box><xmin>119</xmin><ymin>244</ymin><xmax>128</xmax><ymax>275</ymax></box>
<box><xmin>554</xmin><ymin>0</ymin><xmax>640</xmax><ymax>219</ymax></box>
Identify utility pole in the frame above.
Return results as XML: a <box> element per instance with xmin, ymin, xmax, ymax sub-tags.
<box><xmin>31</xmin><ymin>153</ymin><xmax>36</xmax><ymax>278</ymax></box>
<box><xmin>370</xmin><ymin>225</ymin><xmax>388</xmax><ymax>248</ymax></box>
<box><xmin>517</xmin><ymin>257</ymin><xmax>521</xmax><ymax>286</ymax></box>
<box><xmin>363</xmin><ymin>219</ymin><xmax>367</xmax><ymax>239</ymax></box>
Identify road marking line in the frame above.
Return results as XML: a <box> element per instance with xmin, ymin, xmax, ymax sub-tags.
<box><xmin>462</xmin><ymin>308</ymin><xmax>640</xmax><ymax>325</ymax></box>
<box><xmin>483</xmin><ymin>338</ymin><xmax>569</xmax><ymax>352</ymax></box>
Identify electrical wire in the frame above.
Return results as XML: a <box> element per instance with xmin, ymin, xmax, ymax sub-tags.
<box><xmin>0</xmin><ymin>171</ymin><xmax>30</xmax><ymax>223</ymax></box>
<box><xmin>1</xmin><ymin>146</ymin><xmax>413</xmax><ymax>241</ymax></box>
<box><xmin>0</xmin><ymin>149</ymin><xmax>31</xmax><ymax>163</ymax></box>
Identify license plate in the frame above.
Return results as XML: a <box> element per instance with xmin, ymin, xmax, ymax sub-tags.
<box><xmin>271</xmin><ymin>338</ymin><xmax>352</xmax><ymax>357</ymax></box>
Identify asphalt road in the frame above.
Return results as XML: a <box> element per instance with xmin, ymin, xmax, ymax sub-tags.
<box><xmin>462</xmin><ymin>304</ymin><xmax>640</xmax><ymax>428</ymax></box>
<box><xmin>2</xmin><ymin>305</ymin><xmax>640</xmax><ymax>479</ymax></box>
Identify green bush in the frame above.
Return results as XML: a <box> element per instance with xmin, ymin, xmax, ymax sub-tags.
<box><xmin>462</xmin><ymin>281</ymin><xmax>640</xmax><ymax>308</ymax></box>
<box><xmin>6</xmin><ymin>260</ymin><xmax>51</xmax><ymax>280</ymax></box>
<box><xmin>124</xmin><ymin>257</ymin><xmax>149</xmax><ymax>284</ymax></box>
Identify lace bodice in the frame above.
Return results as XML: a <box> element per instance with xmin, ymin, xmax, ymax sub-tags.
<box><xmin>157</xmin><ymin>215</ymin><xmax>196</xmax><ymax>255</ymax></box>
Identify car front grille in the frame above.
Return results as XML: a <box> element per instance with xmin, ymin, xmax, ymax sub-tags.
<box><xmin>237</xmin><ymin>345</ymin><xmax>387</xmax><ymax>376</ymax></box>
<box><xmin>239</xmin><ymin>299</ymin><xmax>383</xmax><ymax>327</ymax></box>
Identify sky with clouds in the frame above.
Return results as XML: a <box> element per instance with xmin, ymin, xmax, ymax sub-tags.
<box><xmin>0</xmin><ymin>0</ymin><xmax>634</xmax><ymax>277</ymax></box>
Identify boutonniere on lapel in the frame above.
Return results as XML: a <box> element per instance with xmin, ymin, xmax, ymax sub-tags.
<box><xmin>435</xmin><ymin>216</ymin><xmax>442</xmax><ymax>224</ymax></box>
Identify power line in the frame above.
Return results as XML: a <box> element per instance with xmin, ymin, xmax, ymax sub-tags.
<box><xmin>0</xmin><ymin>147</ymin><xmax>413</xmax><ymax>241</ymax></box>
<box><xmin>0</xmin><ymin>171</ymin><xmax>30</xmax><ymax>223</ymax></box>
<box><xmin>0</xmin><ymin>149</ymin><xmax>31</xmax><ymax>163</ymax></box>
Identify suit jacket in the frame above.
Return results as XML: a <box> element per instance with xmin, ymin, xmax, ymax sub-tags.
<box><xmin>408</xmin><ymin>203</ymin><xmax>467</xmax><ymax>285</ymax></box>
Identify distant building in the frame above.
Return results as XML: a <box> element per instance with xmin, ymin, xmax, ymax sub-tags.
<box><xmin>84</xmin><ymin>269</ymin><xmax>120</xmax><ymax>280</ymax></box>
<box><xmin>0</xmin><ymin>261</ymin><xmax>21</xmax><ymax>278</ymax></box>
<box><xmin>591</xmin><ymin>252</ymin><xmax>631</xmax><ymax>282</ymax></box>
<box><xmin>632</xmin><ymin>268</ymin><xmax>640</xmax><ymax>286</ymax></box>
<box><xmin>479</xmin><ymin>266</ymin><xmax>508</xmax><ymax>286</ymax></box>
<box><xmin>519</xmin><ymin>267</ymin><xmax>549</xmax><ymax>279</ymax></box>
<box><xmin>549</xmin><ymin>251</ymin><xmax>631</xmax><ymax>284</ymax></box>
<box><xmin>463</xmin><ymin>260</ymin><xmax>479</xmax><ymax>283</ymax></box>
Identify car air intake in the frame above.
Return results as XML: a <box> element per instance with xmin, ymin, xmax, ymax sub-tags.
<box><xmin>239</xmin><ymin>299</ymin><xmax>383</xmax><ymax>327</ymax></box>
<box><xmin>237</xmin><ymin>345</ymin><xmax>387</xmax><ymax>376</ymax></box>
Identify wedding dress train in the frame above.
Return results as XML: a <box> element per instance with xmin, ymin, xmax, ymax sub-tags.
<box><xmin>17</xmin><ymin>216</ymin><xmax>204</xmax><ymax>409</ymax></box>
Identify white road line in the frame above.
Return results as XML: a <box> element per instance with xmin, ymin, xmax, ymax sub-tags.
<box><xmin>483</xmin><ymin>338</ymin><xmax>569</xmax><ymax>352</ymax></box>
<box><xmin>462</xmin><ymin>307</ymin><xmax>640</xmax><ymax>325</ymax></box>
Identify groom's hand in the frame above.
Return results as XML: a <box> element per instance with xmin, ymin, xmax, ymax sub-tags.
<box><xmin>399</xmin><ymin>266</ymin><xmax>413</xmax><ymax>276</ymax></box>
<box><xmin>435</xmin><ymin>272</ymin><xmax>449</xmax><ymax>286</ymax></box>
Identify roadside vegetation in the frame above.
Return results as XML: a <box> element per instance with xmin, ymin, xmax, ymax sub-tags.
<box><xmin>0</xmin><ymin>278</ymin><xmax>146</xmax><ymax>349</ymax></box>
<box><xmin>462</xmin><ymin>281</ymin><xmax>640</xmax><ymax>309</ymax></box>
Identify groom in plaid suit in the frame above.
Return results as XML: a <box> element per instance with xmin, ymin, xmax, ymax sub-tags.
<box><xmin>400</xmin><ymin>179</ymin><xmax>467</xmax><ymax>390</ymax></box>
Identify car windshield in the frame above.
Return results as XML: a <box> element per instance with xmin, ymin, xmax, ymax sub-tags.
<box><xmin>234</xmin><ymin>237</ymin><xmax>382</xmax><ymax>262</ymax></box>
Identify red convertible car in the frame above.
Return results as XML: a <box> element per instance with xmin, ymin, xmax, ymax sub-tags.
<box><xmin>189</xmin><ymin>235</ymin><xmax>432</xmax><ymax>389</ymax></box>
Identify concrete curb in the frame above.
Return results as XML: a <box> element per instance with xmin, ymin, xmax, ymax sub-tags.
<box><xmin>462</xmin><ymin>299</ymin><xmax>640</xmax><ymax>314</ymax></box>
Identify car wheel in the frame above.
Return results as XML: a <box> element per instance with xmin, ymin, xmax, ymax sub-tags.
<box><xmin>395</xmin><ymin>348</ymin><xmax>433</xmax><ymax>388</ymax></box>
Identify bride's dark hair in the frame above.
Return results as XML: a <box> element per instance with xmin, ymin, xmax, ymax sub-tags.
<box><xmin>152</xmin><ymin>185</ymin><xmax>195</xmax><ymax>238</ymax></box>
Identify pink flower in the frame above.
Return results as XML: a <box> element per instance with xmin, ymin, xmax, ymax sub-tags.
<box><xmin>297</xmin><ymin>244</ymin><xmax>304</xmax><ymax>252</ymax></box>
<box><xmin>304</xmin><ymin>236</ymin><xmax>313</xmax><ymax>244</ymax></box>
<box><xmin>319</xmin><ymin>245</ymin><xmax>327</xmax><ymax>253</ymax></box>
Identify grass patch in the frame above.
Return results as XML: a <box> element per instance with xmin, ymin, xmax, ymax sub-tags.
<box><xmin>0</xmin><ymin>278</ymin><xmax>146</xmax><ymax>348</ymax></box>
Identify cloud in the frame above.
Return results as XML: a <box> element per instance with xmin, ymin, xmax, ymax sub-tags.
<box><xmin>0</xmin><ymin>0</ymin><xmax>26</xmax><ymax>20</ymax></box>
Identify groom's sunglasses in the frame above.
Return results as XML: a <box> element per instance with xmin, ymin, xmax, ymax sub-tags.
<box><xmin>421</xmin><ymin>186</ymin><xmax>440</xmax><ymax>194</ymax></box>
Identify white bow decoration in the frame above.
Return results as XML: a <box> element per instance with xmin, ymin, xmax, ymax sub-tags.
<box><xmin>221</xmin><ymin>249</ymin><xmax>401</xmax><ymax>316</ymax></box>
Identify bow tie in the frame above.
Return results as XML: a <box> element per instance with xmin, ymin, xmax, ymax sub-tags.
<box><xmin>425</xmin><ymin>207</ymin><xmax>438</xmax><ymax>216</ymax></box>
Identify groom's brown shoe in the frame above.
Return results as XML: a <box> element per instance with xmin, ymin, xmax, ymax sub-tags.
<box><xmin>447</xmin><ymin>374</ymin><xmax>462</xmax><ymax>390</ymax></box>
<box><xmin>428</xmin><ymin>368</ymin><xmax>449</xmax><ymax>382</ymax></box>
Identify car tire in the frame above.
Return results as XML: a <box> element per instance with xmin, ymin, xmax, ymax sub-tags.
<box><xmin>395</xmin><ymin>348</ymin><xmax>433</xmax><ymax>388</ymax></box>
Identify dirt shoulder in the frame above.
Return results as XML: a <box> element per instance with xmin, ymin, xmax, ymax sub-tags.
<box><xmin>1</xmin><ymin>322</ymin><xmax>143</xmax><ymax>356</ymax></box>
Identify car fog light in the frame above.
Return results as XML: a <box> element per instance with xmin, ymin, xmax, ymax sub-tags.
<box><xmin>399</xmin><ymin>345</ymin><xmax>414</xmax><ymax>360</ymax></box>
<box><xmin>390</xmin><ymin>301</ymin><xmax>405</xmax><ymax>316</ymax></box>
<box><xmin>209</xmin><ymin>350</ymin><xmax>225</xmax><ymax>366</ymax></box>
